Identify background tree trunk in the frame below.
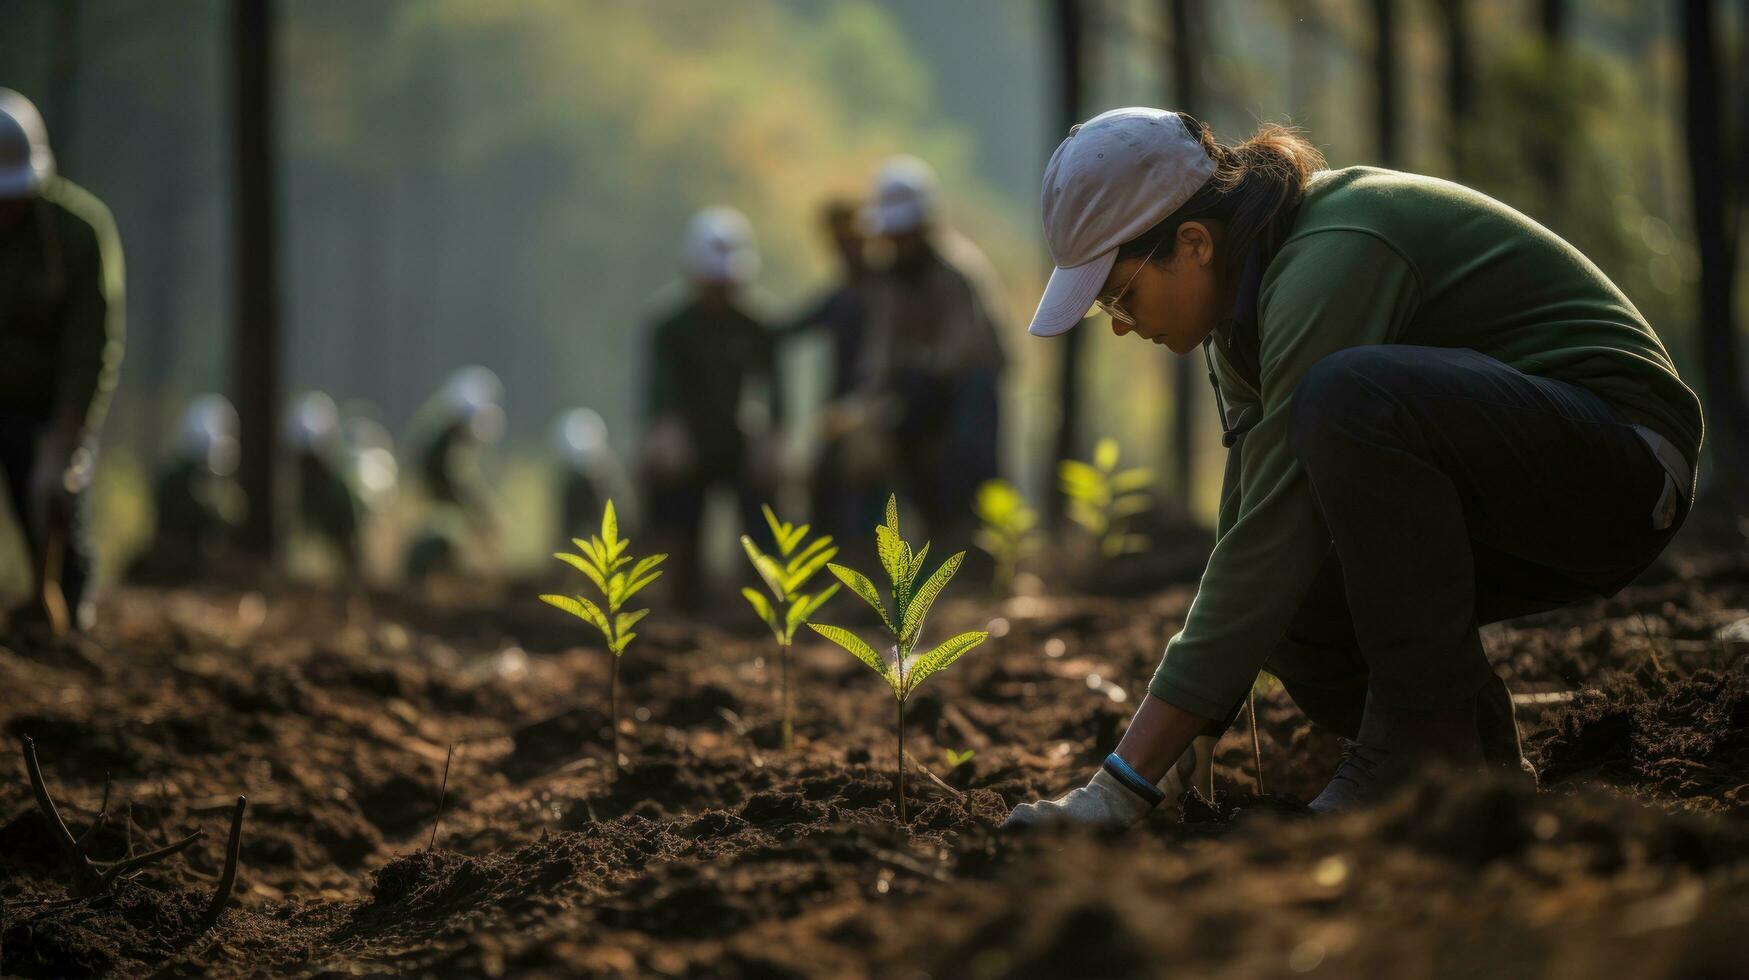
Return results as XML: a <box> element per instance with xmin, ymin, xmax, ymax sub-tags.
<box><xmin>1163</xmin><ymin>0</ymin><xmax>1204</xmax><ymax>517</ymax></box>
<box><xmin>232</xmin><ymin>0</ymin><xmax>282</xmax><ymax>556</ymax></box>
<box><xmin>1371</xmin><ymin>0</ymin><xmax>1399</xmax><ymax>166</ymax></box>
<box><xmin>1681</xmin><ymin>0</ymin><xmax>1749</xmax><ymax>509</ymax></box>
<box><xmin>1434</xmin><ymin>0</ymin><xmax>1475</xmax><ymax>178</ymax></box>
<box><xmin>1046</xmin><ymin>0</ymin><xmax>1086</xmax><ymax>528</ymax></box>
<box><xmin>1532</xmin><ymin>0</ymin><xmax>1568</xmax><ymax>209</ymax></box>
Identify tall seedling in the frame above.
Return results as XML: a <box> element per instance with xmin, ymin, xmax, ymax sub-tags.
<box><xmin>1059</xmin><ymin>437</ymin><xmax>1154</xmax><ymax>559</ymax></box>
<box><xmin>808</xmin><ymin>495</ymin><xmax>988</xmax><ymax>823</ymax></box>
<box><xmin>740</xmin><ymin>505</ymin><xmax>840</xmax><ymax>750</ymax></box>
<box><xmin>973</xmin><ymin>479</ymin><xmax>1041</xmax><ymax>597</ymax></box>
<box><xmin>540</xmin><ymin>500</ymin><xmax>664</xmax><ymax>778</ymax></box>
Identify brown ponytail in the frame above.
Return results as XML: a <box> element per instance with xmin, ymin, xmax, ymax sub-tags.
<box><xmin>1115</xmin><ymin>114</ymin><xmax>1325</xmax><ymax>278</ymax></box>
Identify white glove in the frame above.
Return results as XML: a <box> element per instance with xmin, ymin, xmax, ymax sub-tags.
<box><xmin>1002</xmin><ymin>767</ymin><xmax>1159</xmax><ymax>830</ymax></box>
<box><xmin>1001</xmin><ymin>736</ymin><xmax>1217</xmax><ymax>831</ymax></box>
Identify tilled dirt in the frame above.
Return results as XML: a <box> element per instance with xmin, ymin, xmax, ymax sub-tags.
<box><xmin>2</xmin><ymin>549</ymin><xmax>1746</xmax><ymax>977</ymax></box>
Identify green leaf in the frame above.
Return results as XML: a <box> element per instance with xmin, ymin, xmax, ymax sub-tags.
<box><xmin>608</xmin><ymin>572</ymin><xmax>627</xmax><ymax>610</ymax></box>
<box><xmin>554</xmin><ymin>551</ymin><xmax>609</xmax><ymax>597</ymax></box>
<box><xmin>1111</xmin><ymin>467</ymin><xmax>1154</xmax><ymax>494</ymax></box>
<box><xmin>623</xmin><ymin>567</ymin><xmax>664</xmax><ymax>601</ymax></box>
<box><xmin>1093</xmin><ymin>438</ymin><xmax>1120</xmax><ymax>473</ymax></box>
<box><xmin>945</xmin><ymin>748</ymin><xmax>975</xmax><ymax>769</ymax></box>
<box><xmin>828</xmin><ymin>563</ymin><xmax>893</xmax><ymax>634</ymax></box>
<box><xmin>1068</xmin><ymin>501</ymin><xmax>1108</xmax><ymax>535</ymax></box>
<box><xmin>616</xmin><ymin>608</ymin><xmax>650</xmax><ymax>637</ymax></box>
<box><xmin>900</xmin><ymin>550</ymin><xmax>964</xmax><ymax>647</ymax></box>
<box><xmin>875</xmin><ymin>523</ymin><xmax>906</xmax><ymax>592</ymax></box>
<box><xmin>783</xmin><ymin>523</ymin><xmax>811</xmax><ymax>556</ymax></box>
<box><xmin>808</xmin><ymin>622</ymin><xmax>895</xmax><ymax>690</ymax></box>
<box><xmin>785</xmin><ymin>535</ymin><xmax>834</xmax><ymax>576</ymax></box>
<box><xmin>1112</xmin><ymin>493</ymin><xmax>1152</xmax><ymax>518</ymax></box>
<box><xmin>601</xmin><ymin>499</ymin><xmax>619</xmax><ymax>551</ymax></box>
<box><xmin>742</xmin><ymin>587</ymin><xmax>778</xmax><ymax>632</ymax></box>
<box><xmin>783</xmin><ymin>544</ymin><xmax>837</xmax><ymax>594</ymax></box>
<box><xmin>1058</xmin><ymin>459</ymin><xmax>1104</xmax><ymax>495</ymax></box>
<box><xmin>540</xmin><ymin>593</ymin><xmax>610</xmax><ymax>638</ymax></box>
<box><xmin>761</xmin><ymin>503</ymin><xmax>789</xmax><ymax>554</ymax></box>
<box><xmin>610</xmin><ymin>631</ymin><xmax>637</xmax><ymax>655</ymax></box>
<box><xmin>741</xmin><ymin>536</ymin><xmax>785</xmax><ymax>595</ymax></box>
<box><xmin>785</xmin><ymin>582</ymin><xmax>840</xmax><ymax>640</ymax></box>
<box><xmin>903</xmin><ymin>630</ymin><xmax>987</xmax><ymax>699</ymax></box>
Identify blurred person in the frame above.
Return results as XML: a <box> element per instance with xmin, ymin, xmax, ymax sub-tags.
<box><xmin>0</xmin><ymin>89</ymin><xmax>123</xmax><ymax>634</ymax></box>
<box><xmin>285</xmin><ymin>392</ymin><xmax>362</xmax><ymax>571</ymax></box>
<box><xmin>1003</xmin><ymin>109</ymin><xmax>1700</xmax><ymax>828</ymax></box>
<box><xmin>132</xmin><ymin>395</ymin><xmax>246</xmax><ymax>578</ymax></box>
<box><xmin>552</xmin><ymin>407</ymin><xmax>631</xmax><ymax>543</ymax></box>
<box><xmin>404</xmin><ymin>367</ymin><xmax>505</xmax><ymax>578</ymax></box>
<box><xmin>639</xmin><ymin>206</ymin><xmax>783</xmax><ymax>612</ymax></box>
<box><xmin>780</xmin><ymin>198</ymin><xmax>883</xmax><ymax>554</ymax></box>
<box><xmin>857</xmin><ymin>156</ymin><xmax>1007</xmax><ymax>555</ymax></box>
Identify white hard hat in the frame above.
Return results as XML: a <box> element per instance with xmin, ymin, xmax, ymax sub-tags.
<box><xmin>443</xmin><ymin>365</ymin><xmax>506</xmax><ymax>443</ymax></box>
<box><xmin>1028</xmin><ymin>108</ymin><xmax>1215</xmax><ymax>338</ymax></box>
<box><xmin>681</xmin><ymin>206</ymin><xmax>760</xmax><ymax>285</ymax></box>
<box><xmin>551</xmin><ymin>408</ymin><xmax>608</xmax><ymax>467</ymax></box>
<box><xmin>178</xmin><ymin>394</ymin><xmax>241</xmax><ymax>475</ymax></box>
<box><xmin>866</xmin><ymin>156</ymin><xmax>940</xmax><ymax>236</ymax></box>
<box><xmin>285</xmin><ymin>391</ymin><xmax>341</xmax><ymax>452</ymax></box>
<box><xmin>0</xmin><ymin>89</ymin><xmax>54</xmax><ymax>200</ymax></box>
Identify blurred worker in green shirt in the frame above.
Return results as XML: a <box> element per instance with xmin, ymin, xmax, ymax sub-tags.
<box><xmin>0</xmin><ymin>89</ymin><xmax>124</xmax><ymax>634</ymax></box>
<box><xmin>638</xmin><ymin>207</ymin><xmax>783</xmax><ymax>612</ymax></box>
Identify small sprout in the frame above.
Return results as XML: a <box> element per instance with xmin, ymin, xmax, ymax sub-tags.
<box><xmin>541</xmin><ymin>500</ymin><xmax>665</xmax><ymax>778</ymax></box>
<box><xmin>740</xmin><ymin>504</ymin><xmax>841</xmax><ymax>750</ymax></box>
<box><xmin>973</xmin><ymin>479</ymin><xmax>1041</xmax><ymax>597</ymax></box>
<box><xmin>1058</xmin><ymin>437</ymin><xmax>1153</xmax><ymax>559</ymax></box>
<box><xmin>809</xmin><ymin>495</ymin><xmax>988</xmax><ymax>823</ymax></box>
<box><xmin>944</xmin><ymin>748</ymin><xmax>975</xmax><ymax>770</ymax></box>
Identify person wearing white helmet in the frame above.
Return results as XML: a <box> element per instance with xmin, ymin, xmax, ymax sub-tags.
<box><xmin>0</xmin><ymin>89</ymin><xmax>124</xmax><ymax>634</ymax></box>
<box><xmin>1003</xmin><ymin>108</ymin><xmax>1699</xmax><ymax>828</ymax></box>
<box><xmin>639</xmin><ymin>206</ymin><xmax>784</xmax><ymax>611</ymax></box>
<box><xmin>857</xmin><ymin>155</ymin><xmax>1007</xmax><ymax>556</ymax></box>
<box><xmin>132</xmin><ymin>395</ymin><xmax>247</xmax><ymax>580</ymax></box>
<box><xmin>551</xmin><ymin>407</ymin><xmax>632</xmax><ymax>544</ymax></box>
<box><xmin>286</xmin><ymin>392</ymin><xmax>363</xmax><ymax>570</ymax></box>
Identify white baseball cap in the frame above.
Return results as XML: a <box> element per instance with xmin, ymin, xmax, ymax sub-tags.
<box><xmin>0</xmin><ymin>89</ymin><xmax>55</xmax><ymax>200</ymax></box>
<box><xmin>1028</xmin><ymin>108</ymin><xmax>1216</xmax><ymax>338</ymax></box>
<box><xmin>682</xmin><ymin>206</ymin><xmax>760</xmax><ymax>285</ymax></box>
<box><xmin>866</xmin><ymin>155</ymin><xmax>938</xmax><ymax>236</ymax></box>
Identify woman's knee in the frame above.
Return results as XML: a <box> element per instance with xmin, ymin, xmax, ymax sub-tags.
<box><xmin>1286</xmin><ymin>346</ymin><xmax>1398</xmax><ymax>466</ymax></box>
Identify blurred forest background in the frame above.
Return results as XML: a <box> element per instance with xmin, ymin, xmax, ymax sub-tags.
<box><xmin>0</xmin><ymin>0</ymin><xmax>1743</xmax><ymax>586</ymax></box>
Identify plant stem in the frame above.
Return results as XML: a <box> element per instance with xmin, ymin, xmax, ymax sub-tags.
<box><xmin>896</xmin><ymin>695</ymin><xmax>907</xmax><ymax>825</ymax></box>
<box><xmin>1248</xmin><ymin>685</ymin><xmax>1265</xmax><ymax>795</ymax></box>
<box><xmin>780</xmin><ymin>641</ymin><xmax>793</xmax><ymax>751</ymax></box>
<box><xmin>610</xmin><ymin>655</ymin><xmax>621</xmax><ymax>780</ymax></box>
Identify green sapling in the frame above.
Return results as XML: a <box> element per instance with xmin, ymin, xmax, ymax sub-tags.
<box><xmin>808</xmin><ymin>495</ymin><xmax>988</xmax><ymax>823</ymax></box>
<box><xmin>740</xmin><ymin>504</ymin><xmax>841</xmax><ymax>750</ymax></box>
<box><xmin>973</xmin><ymin>478</ymin><xmax>1041</xmax><ymax>597</ymax></box>
<box><xmin>540</xmin><ymin>500</ymin><xmax>665</xmax><ymax>778</ymax></box>
<box><xmin>1058</xmin><ymin>437</ymin><xmax>1154</xmax><ymax>559</ymax></box>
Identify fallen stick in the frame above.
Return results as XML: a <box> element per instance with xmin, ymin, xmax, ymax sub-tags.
<box><xmin>202</xmin><ymin>796</ymin><xmax>247</xmax><ymax>928</ymax></box>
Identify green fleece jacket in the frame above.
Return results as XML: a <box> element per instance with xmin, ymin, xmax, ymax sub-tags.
<box><xmin>1149</xmin><ymin>167</ymin><xmax>1703</xmax><ymax>719</ymax></box>
<box><xmin>0</xmin><ymin>177</ymin><xmax>125</xmax><ymax>429</ymax></box>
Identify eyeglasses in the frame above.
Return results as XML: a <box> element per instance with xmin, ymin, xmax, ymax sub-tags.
<box><xmin>1094</xmin><ymin>241</ymin><xmax>1159</xmax><ymax>326</ymax></box>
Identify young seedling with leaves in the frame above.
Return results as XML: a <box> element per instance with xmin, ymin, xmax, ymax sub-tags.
<box><xmin>808</xmin><ymin>495</ymin><xmax>988</xmax><ymax>823</ymax></box>
<box><xmin>973</xmin><ymin>478</ymin><xmax>1042</xmax><ymax>597</ymax></box>
<box><xmin>740</xmin><ymin>505</ymin><xmax>840</xmax><ymax>750</ymax></box>
<box><xmin>541</xmin><ymin>500</ymin><xmax>664</xmax><ymax>778</ymax></box>
<box><xmin>1059</xmin><ymin>437</ymin><xmax>1154</xmax><ymax>559</ymax></box>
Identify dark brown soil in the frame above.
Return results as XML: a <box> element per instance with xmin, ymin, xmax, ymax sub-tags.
<box><xmin>2</xmin><ymin>548</ymin><xmax>1747</xmax><ymax>977</ymax></box>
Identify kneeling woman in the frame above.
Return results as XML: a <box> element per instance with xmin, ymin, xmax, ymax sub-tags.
<box><xmin>1007</xmin><ymin>108</ymin><xmax>1700</xmax><ymax>824</ymax></box>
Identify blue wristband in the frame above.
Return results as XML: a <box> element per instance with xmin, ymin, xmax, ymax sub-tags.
<box><xmin>1102</xmin><ymin>753</ymin><xmax>1166</xmax><ymax>808</ymax></box>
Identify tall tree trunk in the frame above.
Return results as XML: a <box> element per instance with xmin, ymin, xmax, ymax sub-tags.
<box><xmin>1046</xmin><ymin>0</ymin><xmax>1086</xmax><ymax>528</ymax></box>
<box><xmin>1682</xmin><ymin>0</ymin><xmax>1749</xmax><ymax>507</ymax></box>
<box><xmin>47</xmin><ymin>0</ymin><xmax>78</xmax><ymax>173</ymax></box>
<box><xmin>1163</xmin><ymin>0</ymin><xmax>1204</xmax><ymax>516</ymax></box>
<box><xmin>231</xmin><ymin>0</ymin><xmax>281</xmax><ymax>556</ymax></box>
<box><xmin>1371</xmin><ymin>0</ymin><xmax>1399</xmax><ymax>166</ymax></box>
<box><xmin>1531</xmin><ymin>0</ymin><xmax>1569</xmax><ymax>211</ymax></box>
<box><xmin>1434</xmin><ymin>0</ymin><xmax>1476</xmax><ymax>178</ymax></box>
